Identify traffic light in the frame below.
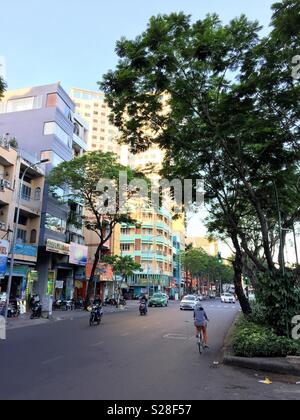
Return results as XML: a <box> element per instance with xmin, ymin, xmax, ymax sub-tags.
<box><xmin>217</xmin><ymin>252</ymin><xmax>222</xmax><ymax>264</ymax></box>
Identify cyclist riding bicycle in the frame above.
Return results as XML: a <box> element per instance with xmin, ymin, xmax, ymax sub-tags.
<box><xmin>194</xmin><ymin>303</ymin><xmax>209</xmax><ymax>348</ymax></box>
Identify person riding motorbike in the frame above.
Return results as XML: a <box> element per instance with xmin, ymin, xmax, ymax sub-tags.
<box><xmin>139</xmin><ymin>295</ymin><xmax>148</xmax><ymax>315</ymax></box>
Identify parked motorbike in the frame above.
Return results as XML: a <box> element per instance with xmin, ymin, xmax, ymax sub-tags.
<box><xmin>89</xmin><ymin>304</ymin><xmax>103</xmax><ymax>327</ymax></box>
<box><xmin>139</xmin><ymin>302</ymin><xmax>147</xmax><ymax>316</ymax></box>
<box><xmin>30</xmin><ymin>302</ymin><xmax>42</xmax><ymax>319</ymax></box>
<box><xmin>7</xmin><ymin>301</ymin><xmax>20</xmax><ymax>318</ymax></box>
<box><xmin>104</xmin><ymin>297</ymin><xmax>117</xmax><ymax>306</ymax></box>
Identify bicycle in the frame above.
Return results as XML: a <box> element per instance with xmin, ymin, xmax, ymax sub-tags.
<box><xmin>196</xmin><ymin>330</ymin><xmax>205</xmax><ymax>355</ymax></box>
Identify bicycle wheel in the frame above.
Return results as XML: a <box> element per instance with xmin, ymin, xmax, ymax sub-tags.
<box><xmin>197</xmin><ymin>334</ymin><xmax>204</xmax><ymax>355</ymax></box>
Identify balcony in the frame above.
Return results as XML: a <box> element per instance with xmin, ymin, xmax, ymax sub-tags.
<box><xmin>20</xmin><ymin>195</ymin><xmax>42</xmax><ymax>216</ymax></box>
<box><xmin>0</xmin><ymin>179</ymin><xmax>13</xmax><ymax>205</ymax></box>
<box><xmin>73</xmin><ymin>133</ymin><xmax>88</xmax><ymax>153</ymax></box>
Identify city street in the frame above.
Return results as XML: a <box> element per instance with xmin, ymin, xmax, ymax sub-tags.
<box><xmin>0</xmin><ymin>301</ymin><xmax>299</xmax><ymax>400</ymax></box>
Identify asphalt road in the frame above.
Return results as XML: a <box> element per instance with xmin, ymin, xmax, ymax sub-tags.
<box><xmin>0</xmin><ymin>300</ymin><xmax>299</xmax><ymax>400</ymax></box>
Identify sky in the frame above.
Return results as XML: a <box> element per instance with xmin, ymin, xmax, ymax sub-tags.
<box><xmin>1</xmin><ymin>0</ymin><xmax>286</xmax><ymax>255</ymax></box>
<box><xmin>1</xmin><ymin>0</ymin><xmax>276</xmax><ymax>91</ymax></box>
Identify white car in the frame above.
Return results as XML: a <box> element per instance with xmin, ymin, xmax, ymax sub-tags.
<box><xmin>180</xmin><ymin>295</ymin><xmax>201</xmax><ymax>311</ymax></box>
<box><xmin>221</xmin><ymin>293</ymin><xmax>236</xmax><ymax>304</ymax></box>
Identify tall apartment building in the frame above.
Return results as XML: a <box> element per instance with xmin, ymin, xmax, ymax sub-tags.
<box><xmin>70</xmin><ymin>88</ymin><xmax>186</xmax><ymax>298</ymax></box>
<box><xmin>120</xmin><ymin>208</ymin><xmax>173</xmax><ymax>298</ymax></box>
<box><xmin>70</xmin><ymin>88</ymin><xmax>122</xmax><ymax>156</ymax></box>
<box><xmin>0</xmin><ymin>138</ymin><xmax>44</xmax><ymax>300</ymax></box>
<box><xmin>0</xmin><ymin>83</ymin><xmax>88</xmax><ymax>301</ymax></box>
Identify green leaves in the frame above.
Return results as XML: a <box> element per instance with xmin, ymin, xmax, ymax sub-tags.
<box><xmin>181</xmin><ymin>247</ymin><xmax>234</xmax><ymax>284</ymax></box>
<box><xmin>103</xmin><ymin>255</ymin><xmax>142</xmax><ymax>277</ymax></box>
<box><xmin>0</xmin><ymin>77</ymin><xmax>6</xmax><ymax>100</ymax></box>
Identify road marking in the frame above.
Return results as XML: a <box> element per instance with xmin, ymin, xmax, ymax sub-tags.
<box><xmin>91</xmin><ymin>341</ymin><xmax>105</xmax><ymax>347</ymax></box>
<box><xmin>163</xmin><ymin>333</ymin><xmax>188</xmax><ymax>340</ymax></box>
<box><xmin>41</xmin><ymin>356</ymin><xmax>64</xmax><ymax>365</ymax></box>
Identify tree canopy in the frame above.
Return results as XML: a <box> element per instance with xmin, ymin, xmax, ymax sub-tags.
<box><xmin>101</xmin><ymin>1</ymin><xmax>300</xmax><ymax>332</ymax></box>
<box><xmin>48</xmin><ymin>151</ymin><xmax>148</xmax><ymax>298</ymax></box>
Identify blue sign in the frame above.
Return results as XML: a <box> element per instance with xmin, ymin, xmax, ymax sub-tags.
<box><xmin>14</xmin><ymin>243</ymin><xmax>37</xmax><ymax>257</ymax></box>
<box><xmin>0</xmin><ymin>240</ymin><xmax>9</xmax><ymax>278</ymax></box>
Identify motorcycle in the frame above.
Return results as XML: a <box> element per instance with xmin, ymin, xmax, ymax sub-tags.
<box><xmin>139</xmin><ymin>302</ymin><xmax>148</xmax><ymax>316</ymax></box>
<box><xmin>89</xmin><ymin>305</ymin><xmax>103</xmax><ymax>327</ymax></box>
<box><xmin>6</xmin><ymin>301</ymin><xmax>20</xmax><ymax>318</ymax></box>
<box><xmin>30</xmin><ymin>302</ymin><xmax>42</xmax><ymax>319</ymax></box>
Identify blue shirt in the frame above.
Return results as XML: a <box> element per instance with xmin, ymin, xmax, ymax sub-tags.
<box><xmin>194</xmin><ymin>305</ymin><xmax>209</xmax><ymax>326</ymax></box>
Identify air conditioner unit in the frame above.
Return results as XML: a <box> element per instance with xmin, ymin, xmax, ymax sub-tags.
<box><xmin>0</xmin><ymin>222</ymin><xmax>6</xmax><ymax>231</ymax></box>
<box><xmin>0</xmin><ymin>180</ymin><xmax>5</xmax><ymax>191</ymax></box>
<box><xmin>3</xmin><ymin>180</ymin><xmax>11</xmax><ymax>189</ymax></box>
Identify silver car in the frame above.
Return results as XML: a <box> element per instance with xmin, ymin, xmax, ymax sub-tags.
<box><xmin>180</xmin><ymin>295</ymin><xmax>200</xmax><ymax>311</ymax></box>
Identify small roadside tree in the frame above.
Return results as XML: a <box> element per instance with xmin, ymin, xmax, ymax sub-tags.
<box><xmin>103</xmin><ymin>255</ymin><xmax>142</xmax><ymax>304</ymax></box>
<box><xmin>48</xmin><ymin>151</ymin><xmax>148</xmax><ymax>300</ymax></box>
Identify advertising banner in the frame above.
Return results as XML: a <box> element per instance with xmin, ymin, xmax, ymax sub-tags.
<box><xmin>47</xmin><ymin>271</ymin><xmax>56</xmax><ymax>296</ymax></box>
<box><xmin>69</xmin><ymin>242</ymin><xmax>88</xmax><ymax>266</ymax></box>
<box><xmin>0</xmin><ymin>240</ymin><xmax>9</xmax><ymax>279</ymax></box>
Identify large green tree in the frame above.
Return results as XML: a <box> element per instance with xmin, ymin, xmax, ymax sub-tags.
<box><xmin>48</xmin><ymin>151</ymin><xmax>147</xmax><ymax>300</ymax></box>
<box><xmin>101</xmin><ymin>1</ymin><xmax>300</xmax><ymax>332</ymax></box>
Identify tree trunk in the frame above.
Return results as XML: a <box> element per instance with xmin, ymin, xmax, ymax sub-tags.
<box><xmin>231</xmin><ymin>234</ymin><xmax>252</xmax><ymax>315</ymax></box>
<box><xmin>85</xmin><ymin>243</ymin><xmax>102</xmax><ymax>306</ymax></box>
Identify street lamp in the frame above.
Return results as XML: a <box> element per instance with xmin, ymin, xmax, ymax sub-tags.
<box><xmin>4</xmin><ymin>158</ymin><xmax>49</xmax><ymax>321</ymax></box>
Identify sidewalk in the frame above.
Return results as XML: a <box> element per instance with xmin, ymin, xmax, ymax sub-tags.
<box><xmin>6</xmin><ymin>301</ymin><xmax>139</xmax><ymax>331</ymax></box>
<box><xmin>222</xmin><ymin>314</ymin><xmax>300</xmax><ymax>377</ymax></box>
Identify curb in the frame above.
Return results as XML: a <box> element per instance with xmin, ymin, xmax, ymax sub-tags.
<box><xmin>223</xmin><ymin>354</ymin><xmax>300</xmax><ymax>376</ymax></box>
<box><xmin>222</xmin><ymin>314</ymin><xmax>300</xmax><ymax>376</ymax></box>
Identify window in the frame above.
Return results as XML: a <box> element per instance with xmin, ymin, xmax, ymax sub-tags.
<box><xmin>46</xmin><ymin>93</ymin><xmax>71</xmax><ymax>119</ymax></box>
<box><xmin>45</xmin><ymin>214</ymin><xmax>66</xmax><ymax>233</ymax></box>
<box><xmin>94</xmin><ymin>111</ymin><xmax>99</xmax><ymax>115</ymax></box>
<box><xmin>21</xmin><ymin>185</ymin><xmax>31</xmax><ymax>201</ymax></box>
<box><xmin>46</xmin><ymin>93</ymin><xmax>57</xmax><ymax>107</ymax></box>
<box><xmin>34</xmin><ymin>187</ymin><xmax>41</xmax><ymax>201</ymax></box>
<box><xmin>92</xmin><ymin>136</ymin><xmax>98</xmax><ymax>140</ymax></box>
<box><xmin>93</xmin><ymin>127</ymin><xmax>98</xmax><ymax>131</ymax></box>
<box><xmin>121</xmin><ymin>244</ymin><xmax>131</xmax><ymax>251</ymax></box>
<box><xmin>85</xmin><ymin>113</ymin><xmax>91</xmax><ymax>117</ymax></box>
<box><xmin>52</xmin><ymin>152</ymin><xmax>65</xmax><ymax>167</ymax></box>
<box><xmin>121</xmin><ymin>228</ymin><xmax>130</xmax><ymax>235</ymax></box>
<box><xmin>6</xmin><ymin>97</ymin><xmax>35</xmax><ymax>113</ymax></box>
<box><xmin>17</xmin><ymin>229</ymin><xmax>27</xmax><ymax>243</ymax></box>
<box><xmin>44</xmin><ymin>122</ymin><xmax>71</xmax><ymax>148</ymax></box>
<box><xmin>30</xmin><ymin>229</ymin><xmax>37</xmax><ymax>244</ymax></box>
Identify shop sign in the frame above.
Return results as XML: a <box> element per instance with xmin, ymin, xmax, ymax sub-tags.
<box><xmin>14</xmin><ymin>243</ymin><xmax>37</xmax><ymax>258</ymax></box>
<box><xmin>46</xmin><ymin>239</ymin><xmax>70</xmax><ymax>256</ymax></box>
<box><xmin>55</xmin><ymin>281</ymin><xmax>64</xmax><ymax>290</ymax></box>
<box><xmin>26</xmin><ymin>271</ymin><xmax>38</xmax><ymax>297</ymax></box>
<box><xmin>69</xmin><ymin>242</ymin><xmax>88</xmax><ymax>266</ymax></box>
<box><xmin>0</xmin><ymin>240</ymin><xmax>9</xmax><ymax>279</ymax></box>
<box><xmin>47</xmin><ymin>271</ymin><xmax>56</xmax><ymax>296</ymax></box>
